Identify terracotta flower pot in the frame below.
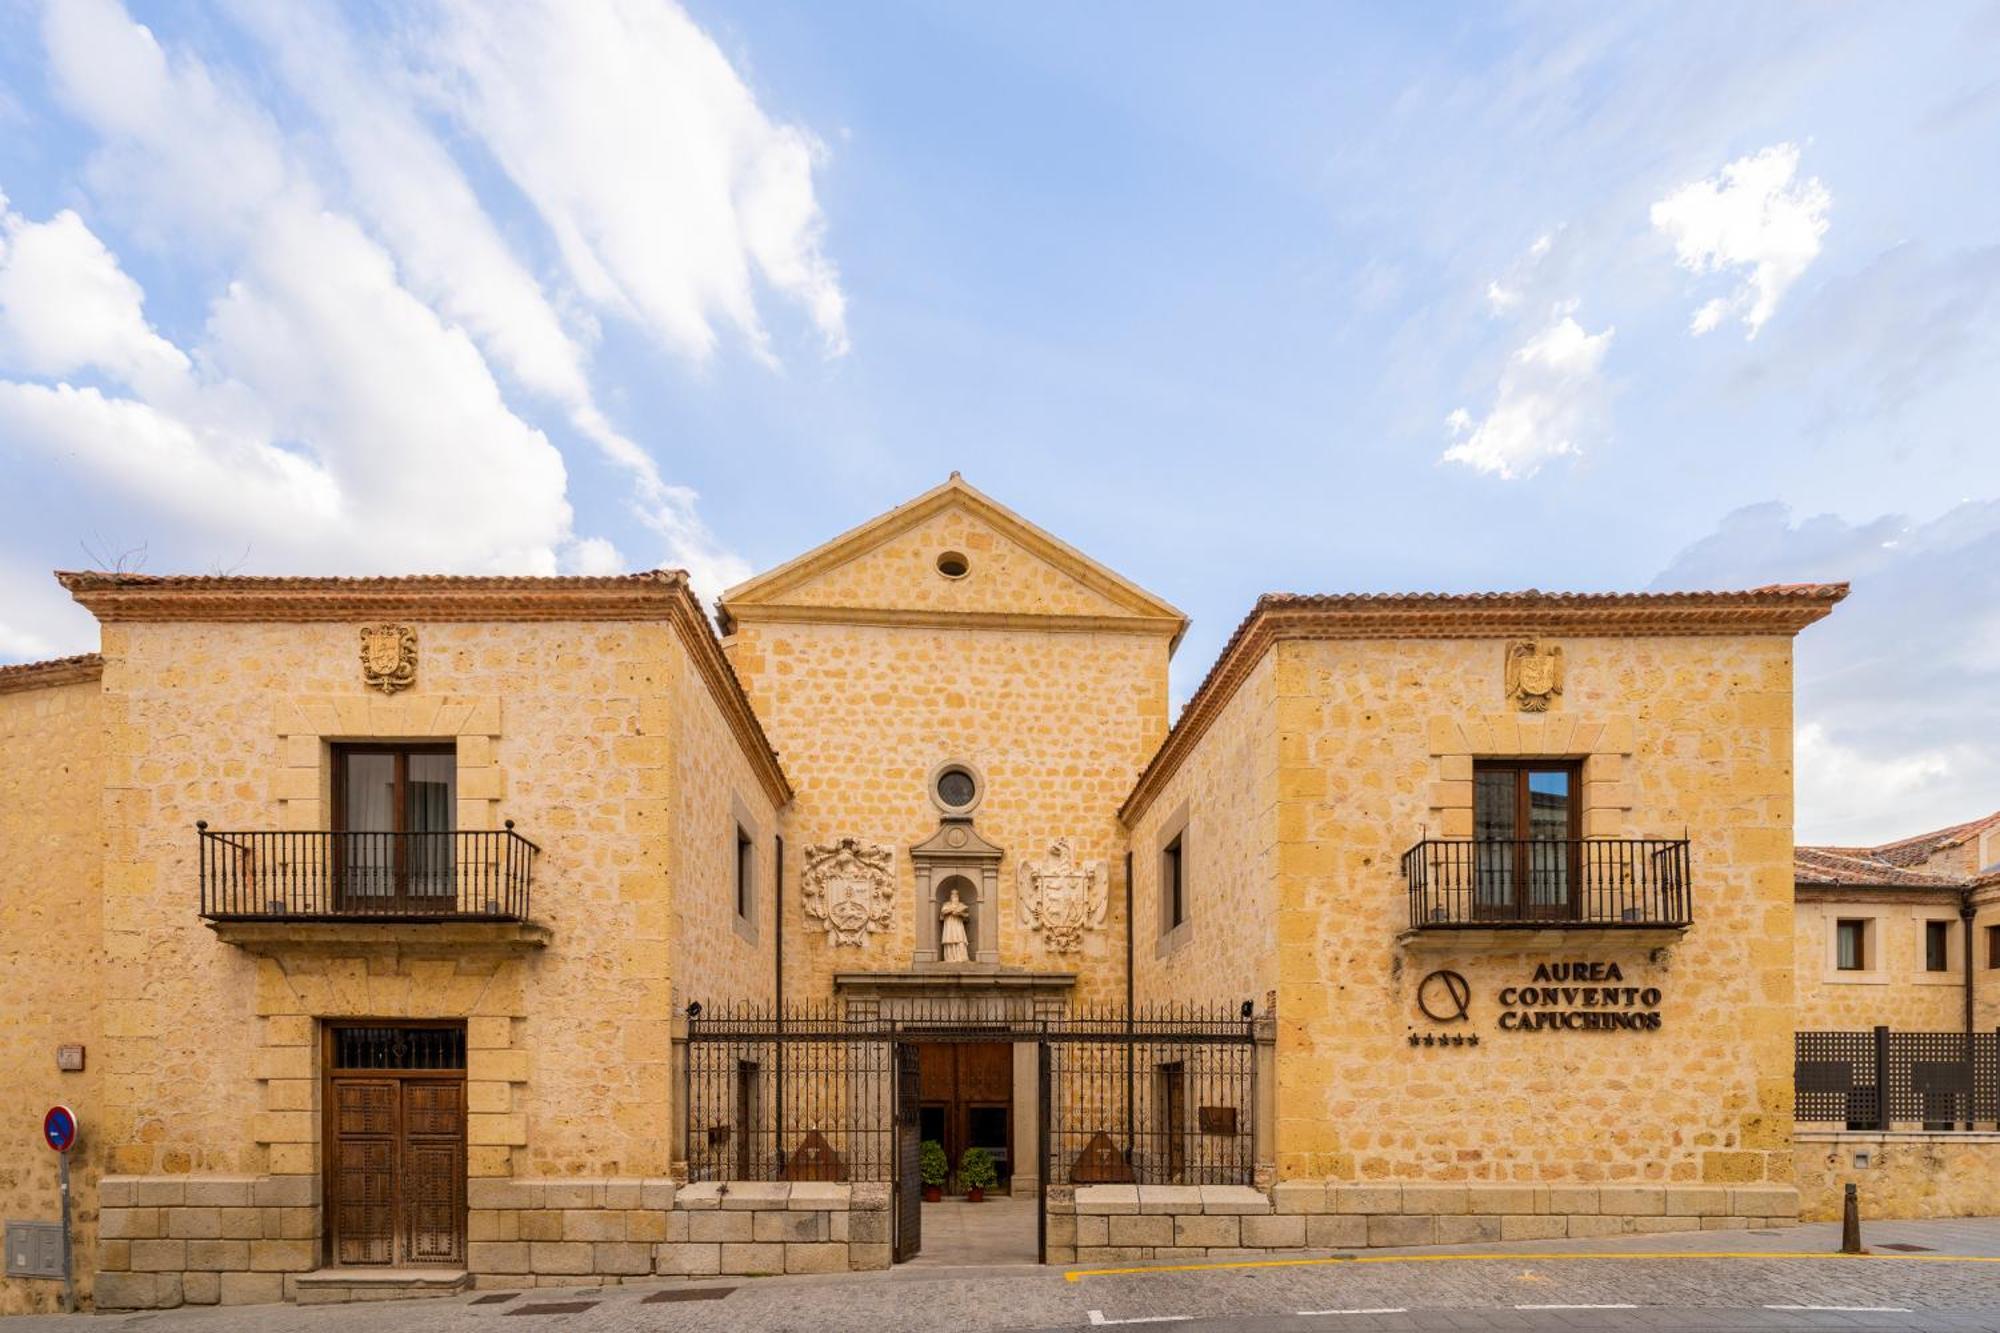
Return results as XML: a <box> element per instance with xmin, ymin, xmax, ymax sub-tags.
<box><xmin>923</xmin><ymin>1185</ymin><xmax>941</xmax><ymax>1203</ymax></box>
<box><xmin>966</xmin><ymin>1186</ymin><xmax>985</xmax><ymax>1202</ymax></box>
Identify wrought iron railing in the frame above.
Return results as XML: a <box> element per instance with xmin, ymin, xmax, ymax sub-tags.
<box><xmin>198</xmin><ymin>825</ymin><xmax>538</xmax><ymax>921</ymax></box>
<box><xmin>1796</xmin><ymin>1028</ymin><xmax>2000</xmax><ymax>1131</ymax></box>
<box><xmin>1400</xmin><ymin>837</ymin><xmax>1691</xmax><ymax>928</ymax></box>
<box><xmin>682</xmin><ymin>1001</ymin><xmax>1258</xmax><ymax>1187</ymax></box>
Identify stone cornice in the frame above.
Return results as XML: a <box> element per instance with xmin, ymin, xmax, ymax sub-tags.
<box><xmin>0</xmin><ymin>652</ymin><xmax>103</xmax><ymax>695</ymax></box>
<box><xmin>1793</xmin><ymin>884</ymin><xmax>1964</xmax><ymax>907</ymax></box>
<box><xmin>1119</xmin><ymin>585</ymin><xmax>1848</xmax><ymax>826</ymax></box>
<box><xmin>58</xmin><ymin>569</ymin><xmax>793</xmax><ymax>807</ymax></box>
<box><xmin>722</xmin><ymin>601</ymin><xmax>1184</xmax><ymax>640</ymax></box>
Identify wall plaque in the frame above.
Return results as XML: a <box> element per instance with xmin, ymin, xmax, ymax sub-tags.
<box><xmin>359</xmin><ymin>624</ymin><xmax>418</xmax><ymax>694</ymax></box>
<box><xmin>54</xmin><ymin>1045</ymin><xmax>84</xmax><ymax>1073</ymax></box>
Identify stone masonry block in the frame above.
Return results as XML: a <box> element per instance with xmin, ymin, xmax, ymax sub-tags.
<box><xmin>850</xmin><ymin>1242</ymin><xmax>891</xmax><ymax>1271</ymax></box>
<box><xmin>689</xmin><ymin>1211</ymin><xmax>754</xmax><ymax>1243</ymax></box>
<box><xmin>721</xmin><ymin>1182</ymin><xmax>791</xmax><ymax>1211</ymax></box>
<box><xmin>184</xmin><ymin>1178</ymin><xmax>256</xmax><ymax>1208</ymax></box>
<box><xmin>134</xmin><ymin>1178</ymin><xmax>186</xmax><ymax>1207</ymax></box>
<box><xmin>562</xmin><ymin>1209</ymin><xmax>624</xmax><ymax>1242</ymax></box>
<box><xmin>519</xmin><ymin>1211</ymin><xmax>562</xmax><ymax>1242</ymax></box>
<box><xmin>1664</xmin><ymin>1187</ymin><xmax>1730</xmax><ymax>1216</ymax></box>
<box><xmin>93</xmin><ymin>1272</ymin><xmax>163</xmax><ymax>1311</ymax></box>
<box><xmin>1367</xmin><ymin>1215</ymin><xmax>1436</xmax><ymax>1247</ymax></box>
<box><xmin>538</xmin><ymin>1182</ymin><xmax>596</xmax><ymax>1210</ymax></box>
<box><xmin>1600</xmin><ymin>1186</ymin><xmax>1666</xmax><ymax>1216</ymax></box>
<box><xmin>656</xmin><ymin>1243</ymin><xmax>721</xmax><ymax>1276</ymax></box>
<box><xmin>529</xmin><ymin>1241</ymin><xmax>593</xmax><ymax>1275</ymax></box>
<box><xmin>1045</xmin><ymin>1213</ymin><xmax>1077</xmax><ymax>1249</ymax></box>
<box><xmin>719</xmin><ymin>1242</ymin><xmax>785</xmax><ymax>1273</ymax></box>
<box><xmin>253</xmin><ymin>1175</ymin><xmax>319</xmax><ymax>1208</ymax></box>
<box><xmin>785</xmin><ymin>1242</ymin><xmax>849</xmax><ymax>1274</ymax></box>
<box><xmin>183</xmin><ymin>1272</ymin><xmax>221</xmax><ymax>1305</ymax></box>
<box><xmin>755</xmin><ymin>1210</ymin><xmax>826</xmax><ymax>1243</ymax></box>
<box><xmin>1141</xmin><ymin>1185</ymin><xmax>1209</xmax><ymax>1215</ymax></box>
<box><xmin>1400</xmin><ymin>1185</ymin><xmax>1469</xmax><ymax>1215</ymax></box>
<box><xmin>641</xmin><ymin>1179</ymin><xmax>677</xmax><ymax>1210</ymax></box>
<box><xmin>788</xmin><ymin>1182</ymin><xmax>849</xmax><ymax>1210</ymax></box>
<box><xmin>1173</xmin><ymin>1214</ymin><xmax>1239</xmax><ymax>1248</ymax></box>
<box><xmin>1728</xmin><ymin>1186</ymin><xmax>1799</xmax><ymax>1218</ymax></box>
<box><xmin>168</xmin><ymin>1208</ymin><xmax>223</xmax><ymax>1239</ymax></box>
<box><xmin>1500</xmin><ymin>1215</ymin><xmax>1566</xmax><ymax>1241</ymax></box>
<box><xmin>1465</xmin><ymin>1186</ymin><xmax>1543</xmax><ymax>1215</ymax></box>
<box><xmin>1565</xmin><ymin>1215</ymin><xmax>1627</xmax><ymax>1238</ymax></box>
<box><xmin>185</xmin><ymin>1240</ymin><xmax>251</xmax><ymax>1271</ymax></box>
<box><xmin>218</xmin><ymin>1272</ymin><xmax>283</xmax><ymax>1306</ymax></box>
<box><xmin>101</xmin><ymin>1208</ymin><xmax>161</xmax><ymax>1240</ymax></box>
<box><xmin>1306</xmin><ymin>1214</ymin><xmax>1367</xmax><ymax>1248</ymax></box>
<box><xmin>469</xmin><ymin>1241</ymin><xmax>531</xmax><ymax>1273</ymax></box>
<box><xmin>593</xmin><ymin>1242</ymin><xmax>654</xmax><ymax>1275</ymax></box>
<box><xmin>846</xmin><ymin>1208</ymin><xmax>888</xmax><ymax>1245</ymax></box>
<box><xmin>601</xmin><ymin>1179</ymin><xmax>643</xmax><ymax>1209</ymax></box>
<box><xmin>1107</xmin><ymin>1214</ymin><xmax>1173</xmax><ymax>1247</ymax></box>
<box><xmin>674</xmin><ymin>1182</ymin><xmax>723</xmax><ymax>1210</ymax></box>
<box><xmin>1436</xmin><ymin>1215</ymin><xmax>1502</xmax><ymax>1244</ymax></box>
<box><xmin>130</xmin><ymin>1239</ymin><xmax>187</xmax><ymax>1271</ymax></box>
<box><xmin>1271</xmin><ymin>1182</ymin><xmax>1328</xmax><ymax>1215</ymax></box>
<box><xmin>1075</xmin><ymin>1185</ymin><xmax>1140</xmax><ymax>1215</ymax></box>
<box><xmin>100</xmin><ymin>1177</ymin><xmax>138</xmax><ymax>1209</ymax></box>
<box><xmin>249</xmin><ymin>1239</ymin><xmax>316</xmax><ymax>1271</ymax></box>
<box><xmin>1241</xmin><ymin>1214</ymin><xmax>1307</xmax><ymax>1249</ymax></box>
<box><xmin>1546</xmin><ymin>1186</ymin><xmax>1599</xmax><ymax>1216</ymax></box>
<box><xmin>469</xmin><ymin>1178</ymin><xmax>541</xmax><ymax>1211</ymax></box>
<box><xmin>1202</xmin><ymin>1186</ymin><xmax>1272</xmax><ymax>1215</ymax></box>
<box><xmin>625</xmin><ymin>1211</ymin><xmax>669</xmax><ymax>1243</ymax></box>
<box><xmin>1632</xmin><ymin>1216</ymin><xmax>1701</xmax><ymax>1234</ymax></box>
<box><xmin>1074</xmin><ymin>1215</ymin><xmax>1108</xmax><ymax>1247</ymax></box>
<box><xmin>1330</xmin><ymin>1186</ymin><xmax>1401</xmax><ymax>1215</ymax></box>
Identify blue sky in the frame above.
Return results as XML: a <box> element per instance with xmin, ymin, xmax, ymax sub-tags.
<box><xmin>1</xmin><ymin>1</ymin><xmax>1995</xmax><ymax>844</ymax></box>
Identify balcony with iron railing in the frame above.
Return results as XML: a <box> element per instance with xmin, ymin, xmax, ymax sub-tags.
<box><xmin>1399</xmin><ymin>837</ymin><xmax>1692</xmax><ymax>931</ymax></box>
<box><xmin>198</xmin><ymin>824</ymin><xmax>540</xmax><ymax>933</ymax></box>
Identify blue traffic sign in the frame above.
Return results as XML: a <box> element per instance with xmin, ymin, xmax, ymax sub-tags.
<box><xmin>42</xmin><ymin>1105</ymin><xmax>77</xmax><ymax>1153</ymax></box>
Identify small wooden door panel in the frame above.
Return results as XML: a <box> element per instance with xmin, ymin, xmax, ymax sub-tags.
<box><xmin>332</xmin><ymin>1082</ymin><xmax>398</xmax><ymax>1266</ymax></box>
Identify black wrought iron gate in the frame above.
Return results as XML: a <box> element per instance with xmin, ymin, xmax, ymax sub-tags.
<box><xmin>894</xmin><ymin>1042</ymin><xmax>921</xmax><ymax>1261</ymax></box>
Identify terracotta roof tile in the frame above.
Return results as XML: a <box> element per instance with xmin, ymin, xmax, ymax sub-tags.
<box><xmin>0</xmin><ymin>652</ymin><xmax>104</xmax><ymax>694</ymax></box>
<box><xmin>1793</xmin><ymin>846</ymin><xmax>1965</xmax><ymax>890</ymax></box>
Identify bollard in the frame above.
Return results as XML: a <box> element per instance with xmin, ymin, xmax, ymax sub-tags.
<box><xmin>1841</xmin><ymin>1182</ymin><xmax>1862</xmax><ymax>1254</ymax></box>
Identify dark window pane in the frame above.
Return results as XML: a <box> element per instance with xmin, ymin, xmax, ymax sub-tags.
<box><xmin>1925</xmin><ymin>921</ymin><xmax>1950</xmax><ymax>972</ymax></box>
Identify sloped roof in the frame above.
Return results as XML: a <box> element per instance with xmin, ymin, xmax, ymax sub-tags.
<box><xmin>1866</xmin><ymin>811</ymin><xmax>2000</xmax><ymax>868</ymax></box>
<box><xmin>715</xmin><ymin>474</ymin><xmax>1188</xmax><ymax>646</ymax></box>
<box><xmin>0</xmin><ymin>652</ymin><xmax>103</xmax><ymax>695</ymax></box>
<box><xmin>1793</xmin><ymin>846</ymin><xmax>1966</xmax><ymax>890</ymax></box>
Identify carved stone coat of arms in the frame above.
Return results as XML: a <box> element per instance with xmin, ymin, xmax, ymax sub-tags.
<box><xmin>1505</xmin><ymin>640</ymin><xmax>1563</xmax><ymax>713</ymax></box>
<box><xmin>1018</xmin><ymin>837</ymin><xmax>1107</xmax><ymax>953</ymax></box>
<box><xmin>359</xmin><ymin>624</ymin><xmax>418</xmax><ymax>694</ymax></box>
<box><xmin>801</xmin><ymin>837</ymin><xmax>896</xmax><ymax>948</ymax></box>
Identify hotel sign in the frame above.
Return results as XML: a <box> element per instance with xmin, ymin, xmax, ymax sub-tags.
<box><xmin>1497</xmin><ymin>961</ymin><xmax>1662</xmax><ymax>1032</ymax></box>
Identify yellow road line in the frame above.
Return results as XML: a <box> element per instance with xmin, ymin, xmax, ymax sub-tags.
<box><xmin>1064</xmin><ymin>1249</ymin><xmax>2000</xmax><ymax>1281</ymax></box>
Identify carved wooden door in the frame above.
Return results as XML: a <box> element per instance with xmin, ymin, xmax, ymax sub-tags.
<box><xmin>327</xmin><ymin>1025</ymin><xmax>466</xmax><ymax>1268</ymax></box>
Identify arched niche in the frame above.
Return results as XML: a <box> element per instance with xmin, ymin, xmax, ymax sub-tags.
<box><xmin>910</xmin><ymin>819</ymin><xmax>1003</xmax><ymax>966</ymax></box>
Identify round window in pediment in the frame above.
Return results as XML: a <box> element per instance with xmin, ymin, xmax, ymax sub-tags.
<box><xmin>936</xmin><ymin>550</ymin><xmax>970</xmax><ymax>579</ymax></box>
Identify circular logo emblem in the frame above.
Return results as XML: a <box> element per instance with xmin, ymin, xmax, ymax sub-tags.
<box><xmin>1417</xmin><ymin>970</ymin><xmax>1472</xmax><ymax>1023</ymax></box>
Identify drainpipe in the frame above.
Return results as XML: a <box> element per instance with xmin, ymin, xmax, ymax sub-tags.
<box><xmin>1124</xmin><ymin>851</ymin><xmax>1135</xmax><ymax>1013</ymax></box>
<box><xmin>775</xmin><ymin>834</ymin><xmax>785</xmax><ymax>1169</ymax></box>
<box><xmin>1962</xmin><ymin>888</ymin><xmax>1975</xmax><ymax>1131</ymax></box>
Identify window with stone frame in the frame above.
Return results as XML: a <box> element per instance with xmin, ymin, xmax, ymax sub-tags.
<box><xmin>1836</xmin><ymin>918</ymin><xmax>1868</xmax><ymax>971</ymax></box>
<box><xmin>735</xmin><ymin>822</ymin><xmax>754</xmax><ymax>923</ymax></box>
<box><xmin>1161</xmin><ymin>833</ymin><xmax>1185</xmax><ymax>933</ymax></box>
<box><xmin>1924</xmin><ymin>919</ymin><xmax>1951</xmax><ymax>973</ymax></box>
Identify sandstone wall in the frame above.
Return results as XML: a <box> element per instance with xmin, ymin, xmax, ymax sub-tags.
<box><xmin>1793</xmin><ymin>900</ymin><xmax>1968</xmax><ymax>1031</ymax></box>
<box><xmin>1268</xmin><ymin>634</ymin><xmax>1799</xmax><ymax>1187</ymax></box>
<box><xmin>0</xmin><ymin>675</ymin><xmax>104</xmax><ymax>1314</ymax></box>
<box><xmin>1126</xmin><ymin>652</ymin><xmax>1278</xmax><ymax>1010</ymax></box>
<box><xmin>1796</xmin><ymin>1132</ymin><xmax>2000</xmax><ymax>1220</ymax></box>
<box><xmin>728</xmin><ymin>619</ymin><xmax>1167</xmax><ymax>1007</ymax></box>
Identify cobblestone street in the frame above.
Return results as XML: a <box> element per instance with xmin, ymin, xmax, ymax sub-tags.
<box><xmin>11</xmin><ymin>1219</ymin><xmax>2000</xmax><ymax>1332</ymax></box>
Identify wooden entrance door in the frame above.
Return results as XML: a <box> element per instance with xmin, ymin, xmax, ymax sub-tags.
<box><xmin>325</xmin><ymin>1024</ymin><xmax>466</xmax><ymax>1267</ymax></box>
<box><xmin>916</xmin><ymin>1042</ymin><xmax>1014</xmax><ymax>1190</ymax></box>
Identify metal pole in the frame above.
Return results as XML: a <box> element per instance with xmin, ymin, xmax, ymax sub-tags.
<box><xmin>58</xmin><ymin>1150</ymin><xmax>73</xmax><ymax>1314</ymax></box>
<box><xmin>1840</xmin><ymin>1181</ymin><xmax>1862</xmax><ymax>1254</ymax></box>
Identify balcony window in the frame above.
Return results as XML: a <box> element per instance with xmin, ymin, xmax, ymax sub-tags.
<box><xmin>1471</xmin><ymin>760</ymin><xmax>1579</xmax><ymax>920</ymax></box>
<box><xmin>335</xmin><ymin>743</ymin><xmax>457</xmax><ymax>910</ymax></box>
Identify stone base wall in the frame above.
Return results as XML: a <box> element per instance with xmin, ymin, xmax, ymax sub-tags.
<box><xmin>95</xmin><ymin>1174</ymin><xmax>319</xmax><ymax>1312</ymax></box>
<box><xmin>1797</xmin><ymin>1133</ymin><xmax>2000</xmax><ymax>1221</ymax></box>
<box><xmin>1044</xmin><ymin>1182</ymin><xmax>1801</xmax><ymax>1266</ymax></box>
<box><xmin>95</xmin><ymin>1176</ymin><xmax>890</xmax><ymax>1309</ymax></box>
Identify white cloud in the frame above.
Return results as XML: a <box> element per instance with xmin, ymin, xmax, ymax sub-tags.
<box><xmin>422</xmin><ymin>0</ymin><xmax>849</xmax><ymax>364</ymax></box>
<box><xmin>1443</xmin><ymin>306</ymin><xmax>1614</xmax><ymax>479</ymax></box>
<box><xmin>1650</xmin><ymin>143</ymin><xmax>1831</xmax><ymax>338</ymax></box>
<box><xmin>1654</xmin><ymin>500</ymin><xmax>2000</xmax><ymax>845</ymax></box>
<box><xmin>7</xmin><ymin>0</ymin><xmax>831</xmax><ymax>591</ymax></box>
<box><xmin>0</xmin><ymin>619</ymin><xmax>57</xmax><ymax>660</ymax></box>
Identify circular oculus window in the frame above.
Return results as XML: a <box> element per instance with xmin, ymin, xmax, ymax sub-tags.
<box><xmin>930</xmin><ymin>761</ymin><xmax>983</xmax><ymax>814</ymax></box>
<box><xmin>935</xmin><ymin>550</ymin><xmax>970</xmax><ymax>579</ymax></box>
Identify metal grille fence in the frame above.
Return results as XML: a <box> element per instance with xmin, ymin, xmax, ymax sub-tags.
<box><xmin>1795</xmin><ymin>1028</ymin><xmax>2000</xmax><ymax>1130</ymax></box>
<box><xmin>1043</xmin><ymin>1005</ymin><xmax>1257</xmax><ymax>1187</ymax></box>
<box><xmin>683</xmin><ymin>1002</ymin><xmax>1259</xmax><ymax>1187</ymax></box>
<box><xmin>1401</xmin><ymin>838</ymin><xmax>1691</xmax><ymax>928</ymax></box>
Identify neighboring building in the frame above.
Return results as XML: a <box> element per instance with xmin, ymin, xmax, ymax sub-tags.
<box><xmin>1789</xmin><ymin>816</ymin><xmax>2000</xmax><ymax>1220</ymax></box>
<box><xmin>0</xmin><ymin>477</ymin><xmax>1854</xmax><ymax>1311</ymax></box>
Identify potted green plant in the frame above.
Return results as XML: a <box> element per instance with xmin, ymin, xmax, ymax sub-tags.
<box><xmin>919</xmin><ymin>1139</ymin><xmax>948</xmax><ymax>1203</ymax></box>
<box><xmin>958</xmin><ymin>1146</ymin><xmax>998</xmax><ymax>1202</ymax></box>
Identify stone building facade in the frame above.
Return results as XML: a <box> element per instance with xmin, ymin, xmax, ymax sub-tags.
<box><xmin>0</xmin><ymin>475</ymin><xmax>1870</xmax><ymax>1312</ymax></box>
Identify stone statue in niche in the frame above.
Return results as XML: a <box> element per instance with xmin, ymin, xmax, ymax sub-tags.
<box><xmin>938</xmin><ymin>886</ymin><xmax>972</xmax><ymax>964</ymax></box>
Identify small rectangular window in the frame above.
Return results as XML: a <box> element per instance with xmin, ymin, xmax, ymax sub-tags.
<box><xmin>1988</xmin><ymin>925</ymin><xmax>2000</xmax><ymax>970</ymax></box>
<box><xmin>1162</xmin><ymin>834</ymin><xmax>1185</xmax><ymax>932</ymax></box>
<box><xmin>1836</xmin><ymin>919</ymin><xmax>1867</xmax><ymax>971</ymax></box>
<box><xmin>735</xmin><ymin>824</ymin><xmax>754</xmax><ymax>922</ymax></box>
<box><xmin>1925</xmin><ymin>920</ymin><xmax>1951</xmax><ymax>973</ymax></box>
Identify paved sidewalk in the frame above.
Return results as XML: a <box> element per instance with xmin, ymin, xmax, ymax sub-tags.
<box><xmin>7</xmin><ymin>1218</ymin><xmax>1997</xmax><ymax>1331</ymax></box>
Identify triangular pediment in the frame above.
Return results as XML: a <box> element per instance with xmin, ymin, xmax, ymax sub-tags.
<box><xmin>718</xmin><ymin>475</ymin><xmax>1186</xmax><ymax>645</ymax></box>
